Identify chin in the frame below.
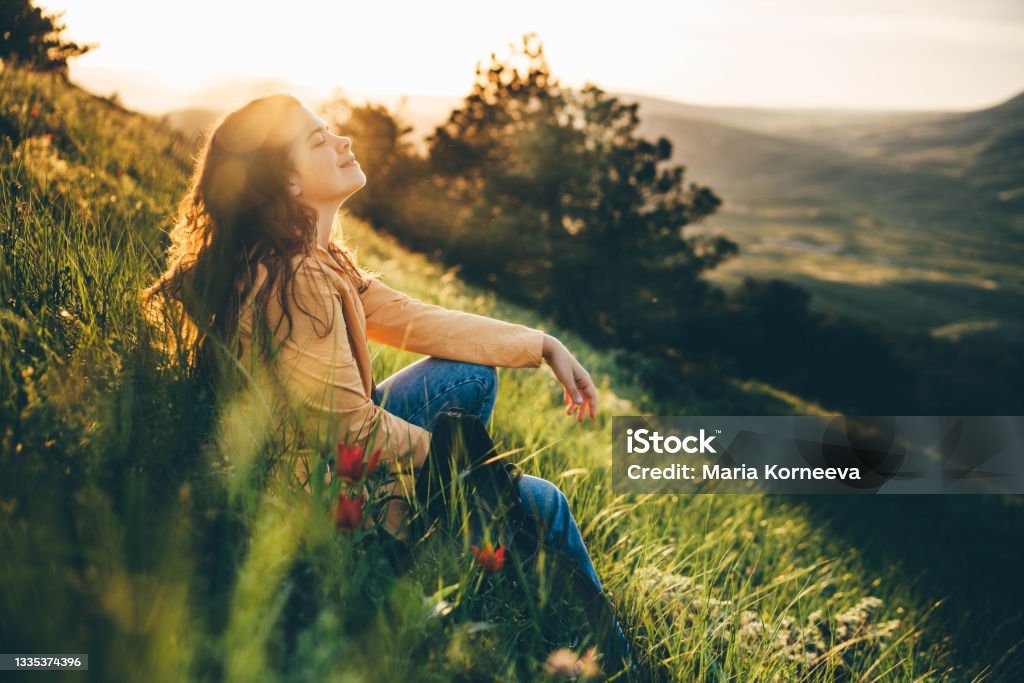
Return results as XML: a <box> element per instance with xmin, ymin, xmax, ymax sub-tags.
<box><xmin>339</xmin><ymin>179</ymin><xmax>366</xmax><ymax>203</ymax></box>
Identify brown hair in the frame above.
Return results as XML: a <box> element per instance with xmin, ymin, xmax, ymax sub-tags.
<box><xmin>141</xmin><ymin>93</ymin><xmax>374</xmax><ymax>382</ymax></box>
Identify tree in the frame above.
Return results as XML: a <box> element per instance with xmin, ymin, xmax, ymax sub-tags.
<box><xmin>0</xmin><ymin>0</ymin><xmax>94</xmax><ymax>75</ymax></box>
<box><xmin>322</xmin><ymin>94</ymin><xmax>428</xmax><ymax>233</ymax></box>
<box><xmin>426</xmin><ymin>34</ymin><xmax>736</xmax><ymax>352</ymax></box>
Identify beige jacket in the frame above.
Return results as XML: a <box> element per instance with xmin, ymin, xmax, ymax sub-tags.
<box><xmin>237</xmin><ymin>243</ymin><xmax>546</xmax><ymax>473</ymax></box>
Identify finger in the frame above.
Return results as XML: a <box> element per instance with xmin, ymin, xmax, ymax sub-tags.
<box><xmin>567</xmin><ymin>373</ymin><xmax>584</xmax><ymax>405</ymax></box>
<box><xmin>579</xmin><ymin>376</ymin><xmax>597</xmax><ymax>403</ymax></box>
<box><xmin>574</xmin><ymin>376</ymin><xmax>597</xmax><ymax>420</ymax></box>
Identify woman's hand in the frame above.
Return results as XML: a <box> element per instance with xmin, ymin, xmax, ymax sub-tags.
<box><xmin>542</xmin><ymin>334</ymin><xmax>598</xmax><ymax>422</ymax></box>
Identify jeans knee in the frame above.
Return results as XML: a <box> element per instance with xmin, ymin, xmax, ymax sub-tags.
<box><xmin>464</xmin><ymin>363</ymin><xmax>498</xmax><ymax>404</ymax></box>
<box><xmin>552</xmin><ymin>484</ymin><xmax>570</xmax><ymax>516</ymax></box>
<box><xmin>481</xmin><ymin>365</ymin><xmax>498</xmax><ymax>399</ymax></box>
<box><xmin>537</xmin><ymin>478</ymin><xmax>571</xmax><ymax>521</ymax></box>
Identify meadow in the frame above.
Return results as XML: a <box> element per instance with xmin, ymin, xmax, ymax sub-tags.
<box><xmin>1</xmin><ymin>64</ymin><xmax>1019</xmax><ymax>681</ymax></box>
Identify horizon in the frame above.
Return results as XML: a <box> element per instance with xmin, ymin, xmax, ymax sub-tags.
<box><xmin>41</xmin><ymin>0</ymin><xmax>1024</xmax><ymax>115</ymax></box>
<box><xmin>68</xmin><ymin>64</ymin><xmax>1023</xmax><ymax>118</ymax></box>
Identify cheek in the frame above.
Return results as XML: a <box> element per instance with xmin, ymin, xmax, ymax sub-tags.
<box><xmin>319</xmin><ymin>153</ymin><xmax>337</xmax><ymax>171</ymax></box>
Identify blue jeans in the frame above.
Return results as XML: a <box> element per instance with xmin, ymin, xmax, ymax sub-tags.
<box><xmin>372</xmin><ymin>357</ymin><xmax>631</xmax><ymax>669</ymax></box>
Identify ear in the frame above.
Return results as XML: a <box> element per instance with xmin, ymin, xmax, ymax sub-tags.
<box><xmin>287</xmin><ymin>171</ymin><xmax>302</xmax><ymax>197</ymax></box>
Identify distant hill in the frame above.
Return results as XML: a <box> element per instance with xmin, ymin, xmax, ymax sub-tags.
<box><xmin>69</xmin><ymin>66</ymin><xmax>332</xmax><ymax>116</ymax></box>
<box><xmin>798</xmin><ymin>90</ymin><xmax>1024</xmax><ymax>206</ymax></box>
<box><xmin>626</xmin><ymin>89</ymin><xmax>1024</xmax><ymax>221</ymax></box>
<box><xmin>619</xmin><ymin>88</ymin><xmax>1024</xmax><ymax>207</ymax></box>
<box><xmin>617</xmin><ymin>92</ymin><xmax>947</xmax><ymax>140</ymax></box>
<box><xmin>161</xmin><ymin>107</ymin><xmax>221</xmax><ymax>141</ymax></box>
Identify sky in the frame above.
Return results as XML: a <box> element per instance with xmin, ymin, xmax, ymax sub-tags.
<box><xmin>42</xmin><ymin>0</ymin><xmax>1024</xmax><ymax>113</ymax></box>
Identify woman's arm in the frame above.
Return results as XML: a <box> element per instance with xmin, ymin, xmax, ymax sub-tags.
<box><xmin>361</xmin><ymin>278</ymin><xmax>598</xmax><ymax>422</ymax></box>
<box><xmin>361</xmin><ymin>278</ymin><xmax>545</xmax><ymax>368</ymax></box>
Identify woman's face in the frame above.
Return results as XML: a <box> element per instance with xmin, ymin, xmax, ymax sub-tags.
<box><xmin>286</xmin><ymin>103</ymin><xmax>366</xmax><ymax>207</ymax></box>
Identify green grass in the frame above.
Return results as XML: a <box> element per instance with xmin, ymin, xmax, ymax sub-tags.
<box><xmin>0</xmin><ymin>63</ymin><xmax>1011</xmax><ymax>681</ymax></box>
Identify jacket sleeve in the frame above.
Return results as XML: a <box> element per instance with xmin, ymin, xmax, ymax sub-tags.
<box><xmin>268</xmin><ymin>258</ymin><xmax>431</xmax><ymax>471</ymax></box>
<box><xmin>360</xmin><ymin>277</ymin><xmax>546</xmax><ymax>368</ymax></box>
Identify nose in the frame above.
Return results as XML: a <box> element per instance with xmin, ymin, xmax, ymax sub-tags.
<box><xmin>334</xmin><ymin>135</ymin><xmax>351</xmax><ymax>153</ymax></box>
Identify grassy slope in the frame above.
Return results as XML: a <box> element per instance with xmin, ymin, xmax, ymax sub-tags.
<box><xmin>0</xmin><ymin>64</ymin><xmax>1013</xmax><ymax>681</ymax></box>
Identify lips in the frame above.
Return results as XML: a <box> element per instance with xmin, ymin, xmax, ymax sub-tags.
<box><xmin>339</xmin><ymin>156</ymin><xmax>358</xmax><ymax>168</ymax></box>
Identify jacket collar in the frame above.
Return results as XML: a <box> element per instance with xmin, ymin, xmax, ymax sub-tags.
<box><xmin>314</xmin><ymin>242</ymin><xmax>338</xmax><ymax>270</ymax></box>
<box><xmin>313</xmin><ymin>242</ymin><xmax>375</xmax><ymax>397</ymax></box>
<box><xmin>314</xmin><ymin>243</ymin><xmax>357</xmax><ymax>284</ymax></box>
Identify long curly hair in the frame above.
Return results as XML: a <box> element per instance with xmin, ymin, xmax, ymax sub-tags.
<box><xmin>141</xmin><ymin>93</ymin><xmax>374</xmax><ymax>385</ymax></box>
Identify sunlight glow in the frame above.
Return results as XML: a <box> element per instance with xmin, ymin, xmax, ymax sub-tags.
<box><xmin>41</xmin><ymin>0</ymin><xmax>1024</xmax><ymax>112</ymax></box>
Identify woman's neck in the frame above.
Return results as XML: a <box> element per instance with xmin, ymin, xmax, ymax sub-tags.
<box><xmin>315</xmin><ymin>202</ymin><xmax>341</xmax><ymax>250</ymax></box>
<box><xmin>315</xmin><ymin>213</ymin><xmax>334</xmax><ymax>249</ymax></box>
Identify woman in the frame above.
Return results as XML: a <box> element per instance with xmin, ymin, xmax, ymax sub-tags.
<box><xmin>142</xmin><ymin>93</ymin><xmax>631</xmax><ymax>673</ymax></box>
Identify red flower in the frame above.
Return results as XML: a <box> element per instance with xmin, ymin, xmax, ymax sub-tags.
<box><xmin>335</xmin><ymin>443</ymin><xmax>383</xmax><ymax>484</ymax></box>
<box><xmin>335</xmin><ymin>494</ymin><xmax>364</xmax><ymax>531</ymax></box>
<box><xmin>367</xmin><ymin>446</ymin><xmax>382</xmax><ymax>477</ymax></box>
<box><xmin>470</xmin><ymin>542</ymin><xmax>507</xmax><ymax>575</ymax></box>
<box><xmin>116</xmin><ymin>167</ymin><xmax>124</xmax><ymax>176</ymax></box>
<box><xmin>44</xmin><ymin>133</ymin><xmax>53</xmax><ymax>143</ymax></box>
<box><xmin>30</xmin><ymin>108</ymin><xmax>39</xmax><ymax>118</ymax></box>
